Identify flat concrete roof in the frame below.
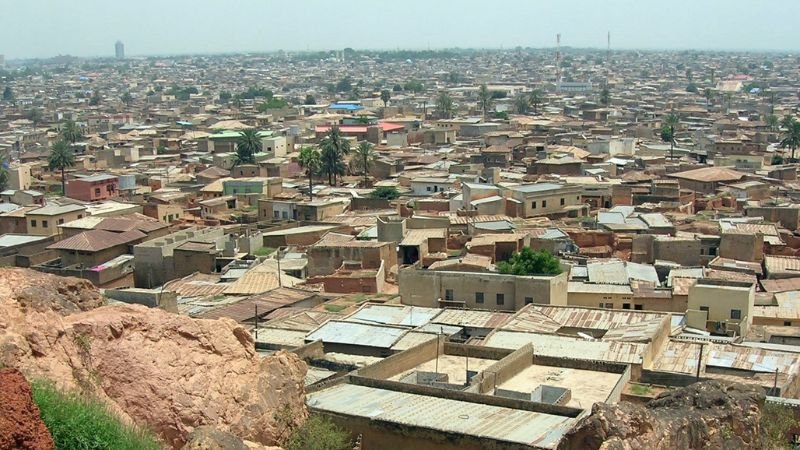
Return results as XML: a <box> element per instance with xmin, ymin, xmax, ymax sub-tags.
<box><xmin>498</xmin><ymin>365</ymin><xmax>621</xmax><ymax>410</ymax></box>
<box><xmin>389</xmin><ymin>354</ymin><xmax>496</xmax><ymax>386</ymax></box>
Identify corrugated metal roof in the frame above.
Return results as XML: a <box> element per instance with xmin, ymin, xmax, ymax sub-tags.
<box><xmin>765</xmin><ymin>255</ymin><xmax>800</xmax><ymax>275</ymax></box>
<box><xmin>254</xmin><ymin>327</ymin><xmax>306</xmax><ymax>348</ymax></box>
<box><xmin>390</xmin><ymin>331</ymin><xmax>438</xmax><ymax>351</ymax></box>
<box><xmin>0</xmin><ymin>234</ymin><xmax>49</xmax><ymax>247</ymax></box>
<box><xmin>306</xmin><ymin>320</ymin><xmax>407</xmax><ymax>348</ymax></box>
<box><xmin>484</xmin><ymin>330</ymin><xmax>646</xmax><ymax>364</ymax></box>
<box><xmin>346</xmin><ymin>304</ymin><xmax>441</xmax><ymax>327</ymax></box>
<box><xmin>265</xmin><ymin>310</ymin><xmax>339</xmax><ymax>331</ymax></box>
<box><xmin>432</xmin><ymin>309</ymin><xmax>513</xmax><ymax>329</ymax></box>
<box><xmin>307</xmin><ymin>384</ymin><xmax>576</xmax><ymax>448</ymax></box>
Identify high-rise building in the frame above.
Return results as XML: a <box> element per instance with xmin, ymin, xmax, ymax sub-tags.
<box><xmin>115</xmin><ymin>41</ymin><xmax>125</xmax><ymax>59</ymax></box>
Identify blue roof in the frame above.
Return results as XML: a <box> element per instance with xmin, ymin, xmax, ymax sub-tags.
<box><xmin>328</xmin><ymin>103</ymin><xmax>363</xmax><ymax>111</ymax></box>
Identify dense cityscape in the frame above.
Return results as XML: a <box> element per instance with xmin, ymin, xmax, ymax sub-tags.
<box><xmin>2</xmin><ymin>24</ymin><xmax>800</xmax><ymax>450</ymax></box>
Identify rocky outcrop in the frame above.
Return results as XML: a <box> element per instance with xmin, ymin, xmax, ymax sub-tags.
<box><xmin>0</xmin><ymin>268</ymin><xmax>307</xmax><ymax>449</ymax></box>
<box><xmin>0</xmin><ymin>268</ymin><xmax>106</xmax><ymax>314</ymax></box>
<box><xmin>558</xmin><ymin>381</ymin><xmax>765</xmax><ymax>450</ymax></box>
<box><xmin>182</xmin><ymin>426</ymin><xmax>283</xmax><ymax>450</ymax></box>
<box><xmin>0</xmin><ymin>368</ymin><xmax>55</xmax><ymax>450</ymax></box>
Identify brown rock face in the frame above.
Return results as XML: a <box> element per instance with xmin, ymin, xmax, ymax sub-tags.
<box><xmin>0</xmin><ymin>268</ymin><xmax>307</xmax><ymax>449</ymax></box>
<box><xmin>558</xmin><ymin>381</ymin><xmax>765</xmax><ymax>450</ymax></box>
<box><xmin>0</xmin><ymin>368</ymin><xmax>55</xmax><ymax>450</ymax></box>
<box><xmin>0</xmin><ymin>267</ymin><xmax>105</xmax><ymax>314</ymax></box>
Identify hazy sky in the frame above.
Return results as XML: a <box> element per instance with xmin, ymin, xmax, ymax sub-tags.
<box><xmin>3</xmin><ymin>0</ymin><xmax>798</xmax><ymax>59</ymax></box>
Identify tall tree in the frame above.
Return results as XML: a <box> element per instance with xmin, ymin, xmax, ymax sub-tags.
<box><xmin>513</xmin><ymin>93</ymin><xmax>529</xmax><ymax>114</ymax></box>
<box><xmin>780</xmin><ymin>117</ymin><xmax>800</xmax><ymax>161</ymax></box>
<box><xmin>121</xmin><ymin>91</ymin><xmax>133</xmax><ymax>106</ymax></box>
<box><xmin>235</xmin><ymin>129</ymin><xmax>262</xmax><ymax>165</ymax></box>
<box><xmin>60</xmin><ymin>120</ymin><xmax>82</xmax><ymax>144</ymax></box>
<box><xmin>766</xmin><ymin>114</ymin><xmax>780</xmax><ymax>132</ymax></box>
<box><xmin>599</xmin><ymin>87</ymin><xmax>611</xmax><ymax>106</ymax></box>
<box><xmin>298</xmin><ymin>147</ymin><xmax>321</xmax><ymax>200</ymax></box>
<box><xmin>529</xmin><ymin>89</ymin><xmax>544</xmax><ymax>114</ymax></box>
<box><xmin>352</xmin><ymin>141</ymin><xmax>376</xmax><ymax>187</ymax></box>
<box><xmin>26</xmin><ymin>109</ymin><xmax>43</xmax><ymax>131</ymax></box>
<box><xmin>48</xmin><ymin>140</ymin><xmax>75</xmax><ymax>195</ymax></box>
<box><xmin>89</xmin><ymin>90</ymin><xmax>101</xmax><ymax>106</ymax></box>
<box><xmin>2</xmin><ymin>86</ymin><xmax>13</xmax><ymax>102</ymax></box>
<box><xmin>703</xmin><ymin>88</ymin><xmax>713</xmax><ymax>110</ymax></box>
<box><xmin>661</xmin><ymin>112</ymin><xmax>679</xmax><ymax>160</ymax></box>
<box><xmin>436</xmin><ymin>91</ymin><xmax>454</xmax><ymax>119</ymax></box>
<box><xmin>478</xmin><ymin>84</ymin><xmax>493</xmax><ymax>119</ymax></box>
<box><xmin>380</xmin><ymin>90</ymin><xmax>391</xmax><ymax>107</ymax></box>
<box><xmin>319</xmin><ymin>126</ymin><xmax>350</xmax><ymax>185</ymax></box>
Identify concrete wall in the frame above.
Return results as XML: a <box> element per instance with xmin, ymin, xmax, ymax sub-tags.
<box><xmin>307</xmin><ymin>243</ymin><xmax>396</xmax><ymax>278</ymax></box>
<box><xmin>356</xmin><ymin>335</ymin><xmax>442</xmax><ymax>380</ymax></box>
<box><xmin>654</xmin><ymin>238</ymin><xmax>702</xmax><ymax>266</ymax></box>
<box><xmin>720</xmin><ymin>232</ymin><xmax>762</xmax><ymax>262</ymax></box>
<box><xmin>476</xmin><ymin>344</ymin><xmax>533</xmax><ymax>394</ymax></box>
<box><xmin>398</xmin><ymin>268</ymin><xmax>567</xmax><ymax>311</ymax></box>
<box><xmin>745</xmin><ymin>207</ymin><xmax>800</xmax><ymax>231</ymax></box>
<box><xmin>104</xmin><ymin>288</ymin><xmax>178</xmax><ymax>313</ymax></box>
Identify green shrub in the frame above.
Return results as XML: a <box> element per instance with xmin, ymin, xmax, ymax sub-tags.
<box><xmin>369</xmin><ymin>186</ymin><xmax>400</xmax><ymax>200</ymax></box>
<box><xmin>286</xmin><ymin>415</ymin><xmax>351</xmax><ymax>450</ymax></box>
<box><xmin>496</xmin><ymin>247</ymin><xmax>562</xmax><ymax>276</ymax></box>
<box><xmin>31</xmin><ymin>381</ymin><xmax>162</xmax><ymax>450</ymax></box>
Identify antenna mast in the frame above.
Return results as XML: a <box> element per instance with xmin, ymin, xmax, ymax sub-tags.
<box><xmin>556</xmin><ymin>33</ymin><xmax>562</xmax><ymax>91</ymax></box>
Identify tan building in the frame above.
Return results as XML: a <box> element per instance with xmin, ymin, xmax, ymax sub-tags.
<box><xmin>505</xmin><ymin>183</ymin><xmax>585</xmax><ymax>218</ymax></box>
<box><xmin>667</xmin><ymin>167</ymin><xmax>746</xmax><ymax>194</ymax></box>
<box><xmin>26</xmin><ymin>203</ymin><xmax>87</xmax><ymax>236</ymax></box>
<box><xmin>687</xmin><ymin>279</ymin><xmax>754</xmax><ymax>336</ymax></box>
<box><xmin>398</xmin><ymin>267</ymin><xmax>568</xmax><ymax>311</ymax></box>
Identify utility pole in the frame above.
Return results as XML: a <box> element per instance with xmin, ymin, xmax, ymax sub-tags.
<box><xmin>696</xmin><ymin>343</ymin><xmax>704</xmax><ymax>381</ymax></box>
<box><xmin>254</xmin><ymin>304</ymin><xmax>259</xmax><ymax>349</ymax></box>
<box><xmin>276</xmin><ymin>246</ymin><xmax>282</xmax><ymax>287</ymax></box>
<box><xmin>773</xmin><ymin>368</ymin><xmax>779</xmax><ymax>396</ymax></box>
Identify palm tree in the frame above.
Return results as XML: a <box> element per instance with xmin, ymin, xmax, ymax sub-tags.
<box><xmin>298</xmin><ymin>147</ymin><xmax>321</xmax><ymax>200</ymax></box>
<box><xmin>703</xmin><ymin>88</ymin><xmax>713</xmax><ymax>110</ymax></box>
<box><xmin>781</xmin><ymin>115</ymin><xmax>797</xmax><ymax>131</ymax></box>
<box><xmin>60</xmin><ymin>120</ymin><xmax>82</xmax><ymax>144</ymax></box>
<box><xmin>766</xmin><ymin>114</ymin><xmax>780</xmax><ymax>132</ymax></box>
<box><xmin>661</xmin><ymin>112</ymin><xmax>679</xmax><ymax>160</ymax></box>
<box><xmin>436</xmin><ymin>91</ymin><xmax>454</xmax><ymax>119</ymax></box>
<box><xmin>529</xmin><ymin>89</ymin><xmax>544</xmax><ymax>114</ymax></box>
<box><xmin>780</xmin><ymin>117</ymin><xmax>800</xmax><ymax>161</ymax></box>
<box><xmin>352</xmin><ymin>141</ymin><xmax>376</xmax><ymax>187</ymax></box>
<box><xmin>513</xmin><ymin>93</ymin><xmax>529</xmax><ymax>114</ymax></box>
<box><xmin>235</xmin><ymin>129</ymin><xmax>262</xmax><ymax>165</ymax></box>
<box><xmin>380</xmin><ymin>90</ymin><xmax>391</xmax><ymax>107</ymax></box>
<box><xmin>320</xmin><ymin>126</ymin><xmax>350</xmax><ymax>185</ymax></box>
<box><xmin>478</xmin><ymin>84</ymin><xmax>493</xmax><ymax>119</ymax></box>
<box><xmin>48</xmin><ymin>140</ymin><xmax>75</xmax><ymax>195</ymax></box>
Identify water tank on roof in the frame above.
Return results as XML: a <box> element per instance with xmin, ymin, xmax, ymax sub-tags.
<box><xmin>118</xmin><ymin>174</ymin><xmax>136</xmax><ymax>190</ymax></box>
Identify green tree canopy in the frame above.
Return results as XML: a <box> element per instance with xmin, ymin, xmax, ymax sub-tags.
<box><xmin>352</xmin><ymin>141</ymin><xmax>377</xmax><ymax>186</ymax></box>
<box><xmin>303</xmin><ymin>94</ymin><xmax>316</xmax><ymax>105</ymax></box>
<box><xmin>369</xmin><ymin>186</ymin><xmax>400</xmax><ymax>200</ymax></box>
<box><xmin>48</xmin><ymin>140</ymin><xmax>75</xmax><ymax>195</ymax></box>
<box><xmin>436</xmin><ymin>91</ymin><xmax>454</xmax><ymax>119</ymax></box>
<box><xmin>235</xmin><ymin>129</ymin><xmax>262</xmax><ymax>165</ymax></box>
<box><xmin>256</xmin><ymin>97</ymin><xmax>289</xmax><ymax>111</ymax></box>
<box><xmin>780</xmin><ymin>117</ymin><xmax>800</xmax><ymax>161</ymax></box>
<box><xmin>2</xmin><ymin>86</ymin><xmax>13</xmax><ymax>102</ymax></box>
<box><xmin>380</xmin><ymin>89</ymin><xmax>391</xmax><ymax>107</ymax></box>
<box><xmin>478</xmin><ymin>84</ymin><xmax>493</xmax><ymax>119</ymax></box>
<box><xmin>285</xmin><ymin>415</ymin><xmax>351</xmax><ymax>450</ymax></box>
<box><xmin>121</xmin><ymin>91</ymin><xmax>133</xmax><ymax>106</ymax></box>
<box><xmin>404</xmin><ymin>80</ymin><xmax>424</xmax><ymax>93</ymax></box>
<box><xmin>298</xmin><ymin>146</ymin><xmax>321</xmax><ymax>200</ymax></box>
<box><xmin>496</xmin><ymin>247</ymin><xmax>562</xmax><ymax>276</ymax></box>
<box><xmin>320</xmin><ymin>126</ymin><xmax>350</xmax><ymax>185</ymax></box>
<box><xmin>60</xmin><ymin>120</ymin><xmax>82</xmax><ymax>144</ymax></box>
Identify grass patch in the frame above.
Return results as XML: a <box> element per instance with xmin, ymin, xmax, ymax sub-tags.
<box><xmin>253</xmin><ymin>246</ymin><xmax>275</xmax><ymax>256</ymax></box>
<box><xmin>324</xmin><ymin>304</ymin><xmax>346</xmax><ymax>313</ymax></box>
<box><xmin>31</xmin><ymin>381</ymin><xmax>162</xmax><ymax>450</ymax></box>
<box><xmin>286</xmin><ymin>414</ymin><xmax>352</xmax><ymax>450</ymax></box>
<box><xmin>628</xmin><ymin>383</ymin><xmax>652</xmax><ymax>396</ymax></box>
